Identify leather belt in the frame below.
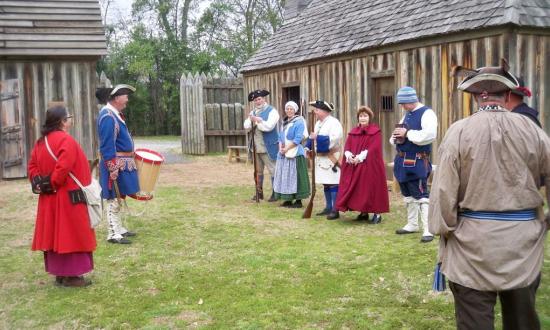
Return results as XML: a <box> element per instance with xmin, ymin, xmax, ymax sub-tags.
<box><xmin>397</xmin><ymin>151</ymin><xmax>429</xmax><ymax>159</ymax></box>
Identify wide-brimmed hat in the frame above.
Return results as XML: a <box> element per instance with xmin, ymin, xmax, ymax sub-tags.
<box><xmin>248</xmin><ymin>89</ymin><xmax>270</xmax><ymax>102</ymax></box>
<box><xmin>309</xmin><ymin>100</ymin><xmax>334</xmax><ymax>112</ymax></box>
<box><xmin>95</xmin><ymin>84</ymin><xmax>136</xmax><ymax>103</ymax></box>
<box><xmin>455</xmin><ymin>59</ymin><xmax>519</xmax><ymax>94</ymax></box>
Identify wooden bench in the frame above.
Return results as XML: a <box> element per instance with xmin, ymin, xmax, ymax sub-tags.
<box><xmin>227</xmin><ymin>146</ymin><xmax>249</xmax><ymax>164</ymax></box>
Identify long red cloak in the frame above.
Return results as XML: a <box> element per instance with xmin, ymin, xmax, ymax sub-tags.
<box><xmin>28</xmin><ymin>131</ymin><xmax>97</xmax><ymax>253</ymax></box>
<box><xmin>336</xmin><ymin>124</ymin><xmax>389</xmax><ymax>213</ymax></box>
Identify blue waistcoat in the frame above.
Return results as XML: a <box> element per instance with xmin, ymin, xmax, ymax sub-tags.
<box><xmin>256</xmin><ymin>105</ymin><xmax>279</xmax><ymax>160</ymax></box>
<box><xmin>394</xmin><ymin>106</ymin><xmax>432</xmax><ymax>183</ymax></box>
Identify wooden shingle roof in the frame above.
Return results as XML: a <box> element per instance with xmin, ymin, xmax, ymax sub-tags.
<box><xmin>241</xmin><ymin>0</ymin><xmax>550</xmax><ymax>73</ymax></box>
<box><xmin>0</xmin><ymin>0</ymin><xmax>107</xmax><ymax>57</ymax></box>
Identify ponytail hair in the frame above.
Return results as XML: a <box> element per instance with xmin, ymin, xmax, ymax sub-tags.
<box><xmin>40</xmin><ymin>105</ymin><xmax>68</xmax><ymax>139</ymax></box>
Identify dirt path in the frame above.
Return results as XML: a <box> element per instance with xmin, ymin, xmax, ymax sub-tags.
<box><xmin>133</xmin><ymin>138</ymin><xmax>186</xmax><ymax>164</ymax></box>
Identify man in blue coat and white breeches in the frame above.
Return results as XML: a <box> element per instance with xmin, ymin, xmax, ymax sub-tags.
<box><xmin>96</xmin><ymin>84</ymin><xmax>139</xmax><ymax>244</ymax></box>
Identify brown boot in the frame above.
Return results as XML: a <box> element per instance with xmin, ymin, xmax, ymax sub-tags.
<box><xmin>62</xmin><ymin>276</ymin><xmax>92</xmax><ymax>287</ymax></box>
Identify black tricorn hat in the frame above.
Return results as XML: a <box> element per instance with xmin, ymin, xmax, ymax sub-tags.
<box><xmin>309</xmin><ymin>100</ymin><xmax>334</xmax><ymax>112</ymax></box>
<box><xmin>248</xmin><ymin>89</ymin><xmax>270</xmax><ymax>102</ymax></box>
<box><xmin>95</xmin><ymin>84</ymin><xmax>136</xmax><ymax>103</ymax></box>
<box><xmin>454</xmin><ymin>59</ymin><xmax>519</xmax><ymax>94</ymax></box>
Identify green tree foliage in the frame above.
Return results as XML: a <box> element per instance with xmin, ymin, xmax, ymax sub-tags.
<box><xmin>98</xmin><ymin>0</ymin><xmax>285</xmax><ymax>135</ymax></box>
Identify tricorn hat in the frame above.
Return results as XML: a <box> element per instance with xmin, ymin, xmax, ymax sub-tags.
<box><xmin>455</xmin><ymin>59</ymin><xmax>519</xmax><ymax>94</ymax></box>
<box><xmin>248</xmin><ymin>89</ymin><xmax>270</xmax><ymax>102</ymax></box>
<box><xmin>95</xmin><ymin>84</ymin><xmax>136</xmax><ymax>103</ymax></box>
<box><xmin>309</xmin><ymin>100</ymin><xmax>334</xmax><ymax>112</ymax></box>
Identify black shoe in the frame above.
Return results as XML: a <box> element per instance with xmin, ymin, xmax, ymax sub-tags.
<box><xmin>122</xmin><ymin>231</ymin><xmax>136</xmax><ymax>237</ymax></box>
<box><xmin>355</xmin><ymin>213</ymin><xmax>369</xmax><ymax>221</ymax></box>
<box><xmin>326</xmin><ymin>211</ymin><xmax>340</xmax><ymax>220</ymax></box>
<box><xmin>316</xmin><ymin>208</ymin><xmax>330</xmax><ymax>216</ymax></box>
<box><xmin>288</xmin><ymin>200</ymin><xmax>303</xmax><ymax>208</ymax></box>
<box><xmin>62</xmin><ymin>276</ymin><xmax>92</xmax><ymax>287</ymax></box>
<box><xmin>420</xmin><ymin>235</ymin><xmax>434</xmax><ymax>243</ymax></box>
<box><xmin>107</xmin><ymin>237</ymin><xmax>132</xmax><ymax>244</ymax></box>
<box><xmin>267</xmin><ymin>193</ymin><xmax>277</xmax><ymax>202</ymax></box>
<box><xmin>280</xmin><ymin>201</ymin><xmax>292</xmax><ymax>207</ymax></box>
<box><xmin>371</xmin><ymin>214</ymin><xmax>382</xmax><ymax>224</ymax></box>
<box><xmin>395</xmin><ymin>228</ymin><xmax>416</xmax><ymax>235</ymax></box>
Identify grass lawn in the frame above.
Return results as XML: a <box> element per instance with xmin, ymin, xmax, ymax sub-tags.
<box><xmin>1</xmin><ymin>154</ymin><xmax>549</xmax><ymax>329</ymax></box>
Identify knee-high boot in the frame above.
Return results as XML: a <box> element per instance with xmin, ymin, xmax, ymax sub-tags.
<box><xmin>419</xmin><ymin>199</ymin><xmax>433</xmax><ymax>238</ymax></box>
<box><xmin>397</xmin><ymin>197</ymin><xmax>420</xmax><ymax>233</ymax></box>
<box><xmin>106</xmin><ymin>200</ymin><xmax>131</xmax><ymax>244</ymax></box>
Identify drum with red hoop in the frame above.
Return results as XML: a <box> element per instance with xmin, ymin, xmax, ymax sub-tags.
<box><xmin>132</xmin><ymin>148</ymin><xmax>164</xmax><ymax>200</ymax></box>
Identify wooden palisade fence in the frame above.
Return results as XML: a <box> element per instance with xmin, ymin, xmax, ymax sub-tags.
<box><xmin>180</xmin><ymin>73</ymin><xmax>246</xmax><ymax>155</ymax></box>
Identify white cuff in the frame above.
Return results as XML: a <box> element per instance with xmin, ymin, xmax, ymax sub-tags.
<box><xmin>356</xmin><ymin>150</ymin><xmax>368</xmax><ymax>162</ymax></box>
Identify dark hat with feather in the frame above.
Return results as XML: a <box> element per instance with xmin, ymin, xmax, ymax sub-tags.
<box><xmin>248</xmin><ymin>89</ymin><xmax>270</xmax><ymax>102</ymax></box>
<box><xmin>309</xmin><ymin>100</ymin><xmax>334</xmax><ymax>112</ymax></box>
<box><xmin>454</xmin><ymin>59</ymin><xmax>519</xmax><ymax>94</ymax></box>
<box><xmin>95</xmin><ymin>84</ymin><xmax>136</xmax><ymax>104</ymax></box>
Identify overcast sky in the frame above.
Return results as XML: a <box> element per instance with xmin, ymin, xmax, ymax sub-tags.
<box><xmin>107</xmin><ymin>0</ymin><xmax>132</xmax><ymax>20</ymax></box>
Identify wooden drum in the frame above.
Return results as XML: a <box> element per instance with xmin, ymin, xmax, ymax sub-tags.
<box><xmin>133</xmin><ymin>148</ymin><xmax>164</xmax><ymax>200</ymax></box>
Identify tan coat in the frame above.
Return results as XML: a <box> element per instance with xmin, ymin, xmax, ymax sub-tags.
<box><xmin>429</xmin><ymin>108</ymin><xmax>550</xmax><ymax>291</ymax></box>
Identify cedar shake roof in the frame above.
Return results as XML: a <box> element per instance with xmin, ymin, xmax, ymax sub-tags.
<box><xmin>0</xmin><ymin>0</ymin><xmax>107</xmax><ymax>57</ymax></box>
<box><xmin>241</xmin><ymin>0</ymin><xmax>550</xmax><ymax>73</ymax></box>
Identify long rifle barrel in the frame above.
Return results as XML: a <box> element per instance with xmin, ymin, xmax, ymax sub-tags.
<box><xmin>302</xmin><ymin>108</ymin><xmax>316</xmax><ymax>218</ymax></box>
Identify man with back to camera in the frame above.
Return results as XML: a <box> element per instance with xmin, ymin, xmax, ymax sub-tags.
<box><xmin>429</xmin><ymin>60</ymin><xmax>550</xmax><ymax>329</ymax></box>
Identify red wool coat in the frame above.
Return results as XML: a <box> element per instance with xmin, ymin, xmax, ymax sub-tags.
<box><xmin>336</xmin><ymin>124</ymin><xmax>390</xmax><ymax>213</ymax></box>
<box><xmin>28</xmin><ymin>131</ymin><xmax>97</xmax><ymax>253</ymax></box>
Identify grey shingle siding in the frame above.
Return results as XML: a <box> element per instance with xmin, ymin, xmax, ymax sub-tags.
<box><xmin>242</xmin><ymin>0</ymin><xmax>550</xmax><ymax>72</ymax></box>
<box><xmin>0</xmin><ymin>0</ymin><xmax>107</xmax><ymax>56</ymax></box>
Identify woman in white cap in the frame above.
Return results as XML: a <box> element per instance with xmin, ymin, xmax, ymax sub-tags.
<box><xmin>273</xmin><ymin>101</ymin><xmax>310</xmax><ymax>207</ymax></box>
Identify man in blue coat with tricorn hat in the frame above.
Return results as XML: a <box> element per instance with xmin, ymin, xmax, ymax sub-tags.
<box><xmin>244</xmin><ymin>89</ymin><xmax>280</xmax><ymax>201</ymax></box>
<box><xmin>95</xmin><ymin>84</ymin><xmax>139</xmax><ymax>244</ymax></box>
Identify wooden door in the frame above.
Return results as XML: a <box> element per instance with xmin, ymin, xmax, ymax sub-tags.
<box><xmin>373</xmin><ymin>77</ymin><xmax>395</xmax><ymax>177</ymax></box>
<box><xmin>1</xmin><ymin>79</ymin><xmax>27</xmax><ymax>179</ymax></box>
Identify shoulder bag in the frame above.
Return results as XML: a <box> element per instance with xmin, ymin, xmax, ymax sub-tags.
<box><xmin>45</xmin><ymin>136</ymin><xmax>102</xmax><ymax>229</ymax></box>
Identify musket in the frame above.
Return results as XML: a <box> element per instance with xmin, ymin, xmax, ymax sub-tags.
<box><xmin>250</xmin><ymin>110</ymin><xmax>260</xmax><ymax>203</ymax></box>
<box><xmin>302</xmin><ymin>103</ymin><xmax>316</xmax><ymax>218</ymax></box>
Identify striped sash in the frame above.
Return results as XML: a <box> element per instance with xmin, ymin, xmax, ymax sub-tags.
<box><xmin>459</xmin><ymin>209</ymin><xmax>536</xmax><ymax>221</ymax></box>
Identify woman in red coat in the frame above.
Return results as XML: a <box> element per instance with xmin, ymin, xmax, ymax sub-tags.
<box><xmin>28</xmin><ymin>105</ymin><xmax>96</xmax><ymax>287</ymax></box>
<box><xmin>335</xmin><ymin>106</ymin><xmax>389</xmax><ymax>223</ymax></box>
